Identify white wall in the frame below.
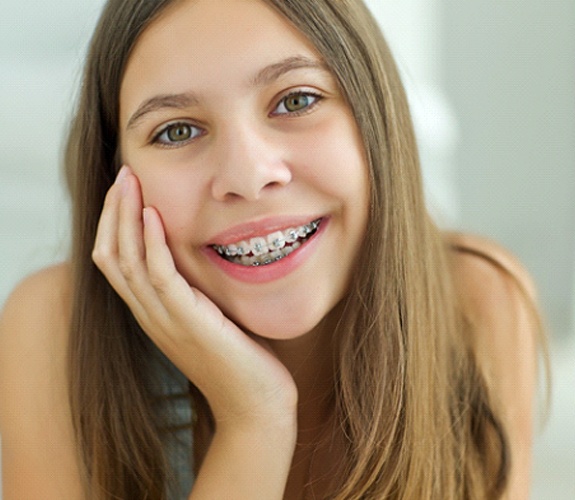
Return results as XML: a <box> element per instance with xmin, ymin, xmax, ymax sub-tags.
<box><xmin>0</xmin><ymin>0</ymin><xmax>107</xmax><ymax>305</ymax></box>
<box><xmin>365</xmin><ymin>0</ymin><xmax>461</xmax><ymax>226</ymax></box>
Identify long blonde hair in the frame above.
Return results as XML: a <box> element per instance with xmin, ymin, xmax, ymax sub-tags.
<box><xmin>66</xmin><ymin>0</ymin><xmax>511</xmax><ymax>498</ymax></box>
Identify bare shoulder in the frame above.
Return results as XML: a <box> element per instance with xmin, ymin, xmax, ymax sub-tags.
<box><xmin>0</xmin><ymin>263</ymin><xmax>73</xmax><ymax>366</ymax></box>
<box><xmin>447</xmin><ymin>231</ymin><xmax>537</xmax><ymax>302</ymax></box>
<box><xmin>1</xmin><ymin>262</ymin><xmax>72</xmax><ymax>328</ymax></box>
<box><xmin>445</xmin><ymin>231</ymin><xmax>539</xmax><ymax>386</ymax></box>
<box><xmin>446</xmin><ymin>232</ymin><xmax>540</xmax><ymax>498</ymax></box>
<box><xmin>0</xmin><ymin>263</ymin><xmax>84</xmax><ymax>498</ymax></box>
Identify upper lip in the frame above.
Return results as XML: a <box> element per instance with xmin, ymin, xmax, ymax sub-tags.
<box><xmin>207</xmin><ymin>215</ymin><xmax>324</xmax><ymax>246</ymax></box>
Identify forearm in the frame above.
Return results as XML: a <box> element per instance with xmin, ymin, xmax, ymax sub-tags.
<box><xmin>188</xmin><ymin>418</ymin><xmax>297</xmax><ymax>499</ymax></box>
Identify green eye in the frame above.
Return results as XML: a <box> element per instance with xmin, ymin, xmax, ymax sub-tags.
<box><xmin>167</xmin><ymin>124</ymin><xmax>193</xmax><ymax>142</ymax></box>
<box><xmin>285</xmin><ymin>94</ymin><xmax>311</xmax><ymax>112</ymax></box>
<box><xmin>274</xmin><ymin>91</ymin><xmax>322</xmax><ymax>115</ymax></box>
<box><xmin>154</xmin><ymin>122</ymin><xmax>203</xmax><ymax>147</ymax></box>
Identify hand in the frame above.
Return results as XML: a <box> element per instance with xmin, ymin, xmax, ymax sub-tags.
<box><xmin>92</xmin><ymin>166</ymin><xmax>298</xmax><ymax>427</ymax></box>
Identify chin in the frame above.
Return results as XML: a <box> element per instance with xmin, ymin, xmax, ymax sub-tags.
<box><xmin>238</xmin><ymin>314</ymin><xmax>324</xmax><ymax>341</ymax></box>
<box><xmin>226</xmin><ymin>301</ymin><xmax>331</xmax><ymax>341</ymax></box>
<box><xmin>228</xmin><ymin>297</ymin><xmax>346</xmax><ymax>340</ymax></box>
<box><xmin>246</xmin><ymin>321</ymin><xmax>319</xmax><ymax>341</ymax></box>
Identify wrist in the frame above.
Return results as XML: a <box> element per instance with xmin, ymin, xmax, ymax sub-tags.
<box><xmin>207</xmin><ymin>381</ymin><xmax>299</xmax><ymax>432</ymax></box>
<box><xmin>189</xmin><ymin>415</ymin><xmax>296</xmax><ymax>498</ymax></box>
<box><xmin>216</xmin><ymin>406</ymin><xmax>297</xmax><ymax>443</ymax></box>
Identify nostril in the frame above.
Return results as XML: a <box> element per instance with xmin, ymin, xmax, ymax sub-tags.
<box><xmin>211</xmin><ymin>160</ymin><xmax>292</xmax><ymax>201</ymax></box>
<box><xmin>263</xmin><ymin>179</ymin><xmax>283</xmax><ymax>189</ymax></box>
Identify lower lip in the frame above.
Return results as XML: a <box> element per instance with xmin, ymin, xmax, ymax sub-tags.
<box><xmin>203</xmin><ymin>218</ymin><xmax>329</xmax><ymax>284</ymax></box>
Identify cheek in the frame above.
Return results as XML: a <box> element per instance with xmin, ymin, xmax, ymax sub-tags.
<box><xmin>137</xmin><ymin>170</ymin><xmax>205</xmax><ymax>238</ymax></box>
<box><xmin>293</xmin><ymin>117</ymin><xmax>369</xmax><ymax>201</ymax></box>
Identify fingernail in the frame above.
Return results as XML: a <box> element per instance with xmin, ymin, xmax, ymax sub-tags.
<box><xmin>115</xmin><ymin>165</ymin><xmax>129</xmax><ymax>184</ymax></box>
<box><xmin>121</xmin><ymin>177</ymin><xmax>130</xmax><ymax>196</ymax></box>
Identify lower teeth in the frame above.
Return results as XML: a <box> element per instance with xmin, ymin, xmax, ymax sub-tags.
<box><xmin>232</xmin><ymin>240</ymin><xmax>302</xmax><ymax>266</ymax></box>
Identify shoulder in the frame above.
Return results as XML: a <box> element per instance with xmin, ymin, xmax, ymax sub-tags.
<box><xmin>446</xmin><ymin>232</ymin><xmax>539</xmax><ymax>384</ymax></box>
<box><xmin>445</xmin><ymin>231</ymin><xmax>539</xmax><ymax>387</ymax></box>
<box><xmin>0</xmin><ymin>262</ymin><xmax>72</xmax><ymax>356</ymax></box>
<box><xmin>1</xmin><ymin>262</ymin><xmax>72</xmax><ymax>319</ymax></box>
<box><xmin>447</xmin><ymin>231</ymin><xmax>537</xmax><ymax>303</ymax></box>
<box><xmin>445</xmin><ymin>232</ymin><xmax>540</xmax><ymax>498</ymax></box>
<box><xmin>0</xmin><ymin>262</ymin><xmax>73</xmax><ymax>406</ymax></box>
<box><xmin>0</xmin><ymin>263</ymin><xmax>73</xmax><ymax>361</ymax></box>
<box><xmin>0</xmin><ymin>263</ymin><xmax>83</xmax><ymax>497</ymax></box>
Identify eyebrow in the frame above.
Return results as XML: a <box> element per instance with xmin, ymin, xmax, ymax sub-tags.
<box><xmin>126</xmin><ymin>93</ymin><xmax>200</xmax><ymax>131</ymax></box>
<box><xmin>125</xmin><ymin>55</ymin><xmax>330</xmax><ymax>131</ymax></box>
<box><xmin>250</xmin><ymin>55</ymin><xmax>330</xmax><ymax>87</ymax></box>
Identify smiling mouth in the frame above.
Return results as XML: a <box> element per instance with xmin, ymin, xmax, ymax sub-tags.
<box><xmin>211</xmin><ymin>218</ymin><xmax>322</xmax><ymax>267</ymax></box>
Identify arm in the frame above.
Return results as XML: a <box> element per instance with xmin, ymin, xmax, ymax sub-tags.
<box><xmin>92</xmin><ymin>167</ymin><xmax>297</xmax><ymax>498</ymax></box>
<box><xmin>189</xmin><ymin>417</ymin><xmax>296</xmax><ymax>500</ymax></box>
<box><xmin>450</xmin><ymin>233</ymin><xmax>542</xmax><ymax>500</ymax></box>
<box><xmin>0</xmin><ymin>265</ymin><xmax>85</xmax><ymax>499</ymax></box>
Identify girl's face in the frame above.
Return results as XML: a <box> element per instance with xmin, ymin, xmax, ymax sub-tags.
<box><xmin>119</xmin><ymin>0</ymin><xmax>369</xmax><ymax>339</ymax></box>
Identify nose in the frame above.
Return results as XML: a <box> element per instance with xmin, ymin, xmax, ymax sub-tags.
<box><xmin>210</xmin><ymin>124</ymin><xmax>292</xmax><ymax>202</ymax></box>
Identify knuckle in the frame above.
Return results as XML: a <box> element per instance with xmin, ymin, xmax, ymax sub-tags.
<box><xmin>148</xmin><ymin>271</ymin><xmax>170</xmax><ymax>295</ymax></box>
<box><xmin>148</xmin><ymin>265</ymin><xmax>180</xmax><ymax>301</ymax></box>
<box><xmin>117</xmin><ymin>256</ymin><xmax>137</xmax><ymax>281</ymax></box>
<box><xmin>92</xmin><ymin>246</ymin><xmax>111</xmax><ymax>269</ymax></box>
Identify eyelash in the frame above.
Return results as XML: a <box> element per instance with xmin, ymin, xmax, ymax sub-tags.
<box><xmin>150</xmin><ymin>89</ymin><xmax>324</xmax><ymax>148</ymax></box>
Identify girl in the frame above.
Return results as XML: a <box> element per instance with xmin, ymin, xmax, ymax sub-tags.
<box><xmin>0</xmin><ymin>0</ymin><xmax>544</xmax><ymax>498</ymax></box>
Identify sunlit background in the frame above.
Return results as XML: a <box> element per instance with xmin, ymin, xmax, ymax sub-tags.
<box><xmin>1</xmin><ymin>0</ymin><xmax>573</xmax><ymax>497</ymax></box>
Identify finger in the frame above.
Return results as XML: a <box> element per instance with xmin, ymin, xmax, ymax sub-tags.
<box><xmin>92</xmin><ymin>167</ymin><xmax>126</xmax><ymax>270</ymax></box>
<box><xmin>114</xmin><ymin>173</ymin><xmax>173</xmax><ymax>328</ymax></box>
<box><xmin>142</xmin><ymin>206</ymin><xmax>185</xmax><ymax>299</ymax></box>
<box><xmin>142</xmin><ymin>207</ymin><xmax>218</xmax><ymax>329</ymax></box>
<box><xmin>92</xmin><ymin>167</ymin><xmax>148</xmax><ymax>318</ymax></box>
<box><xmin>117</xmin><ymin>172</ymin><xmax>146</xmax><ymax>278</ymax></box>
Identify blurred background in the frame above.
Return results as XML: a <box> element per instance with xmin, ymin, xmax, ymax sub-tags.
<box><xmin>0</xmin><ymin>0</ymin><xmax>573</xmax><ymax>497</ymax></box>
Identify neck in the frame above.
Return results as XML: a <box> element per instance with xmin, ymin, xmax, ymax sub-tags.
<box><xmin>267</xmin><ymin>305</ymin><xmax>349</xmax><ymax>499</ymax></box>
<box><xmin>267</xmin><ymin>304</ymin><xmax>342</xmax><ymax>432</ymax></box>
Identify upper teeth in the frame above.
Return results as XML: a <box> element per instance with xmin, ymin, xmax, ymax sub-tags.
<box><xmin>213</xmin><ymin>219</ymin><xmax>321</xmax><ymax>258</ymax></box>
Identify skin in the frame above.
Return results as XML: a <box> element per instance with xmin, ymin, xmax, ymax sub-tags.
<box><xmin>0</xmin><ymin>1</ymin><xmax>539</xmax><ymax>499</ymax></box>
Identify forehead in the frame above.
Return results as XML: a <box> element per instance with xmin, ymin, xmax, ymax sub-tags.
<box><xmin>120</xmin><ymin>0</ymin><xmax>322</xmax><ymax>113</ymax></box>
